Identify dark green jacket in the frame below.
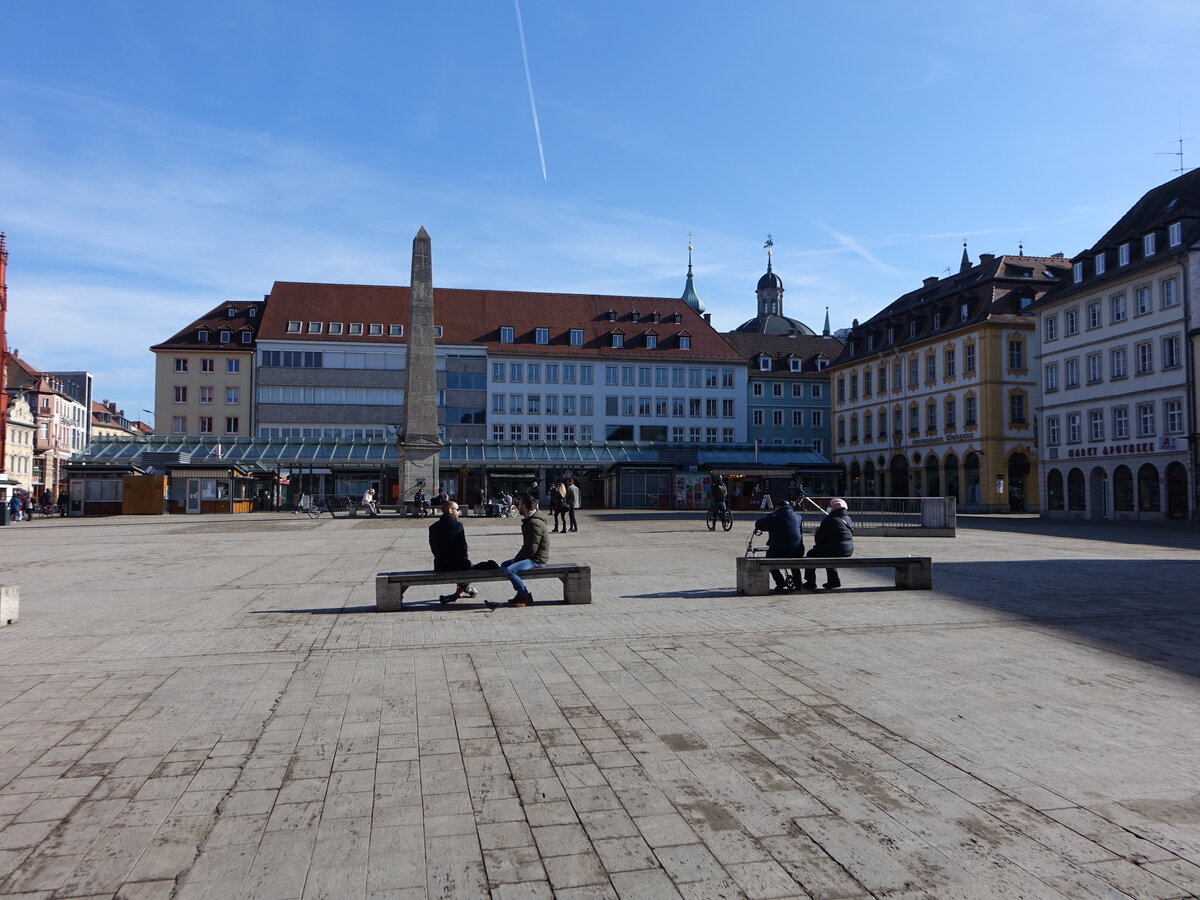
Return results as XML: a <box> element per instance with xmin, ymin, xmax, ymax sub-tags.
<box><xmin>514</xmin><ymin>510</ymin><xmax>551</xmax><ymax>564</ymax></box>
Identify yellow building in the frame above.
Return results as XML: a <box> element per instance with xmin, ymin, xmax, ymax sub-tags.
<box><xmin>150</xmin><ymin>301</ymin><xmax>262</xmax><ymax>437</ymax></box>
<box><xmin>3</xmin><ymin>393</ymin><xmax>35</xmax><ymax>494</ymax></box>
<box><xmin>830</xmin><ymin>251</ymin><xmax>1070</xmax><ymax>512</ymax></box>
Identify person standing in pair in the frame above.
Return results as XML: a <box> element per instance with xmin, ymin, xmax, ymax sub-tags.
<box><xmin>755</xmin><ymin>501</ymin><xmax>805</xmax><ymax>593</ymax></box>
<box><xmin>564</xmin><ymin>477</ymin><xmax>580</xmax><ymax>532</ymax></box>
<box><xmin>803</xmin><ymin>498</ymin><xmax>854</xmax><ymax>590</ymax></box>
<box><xmin>550</xmin><ymin>481</ymin><xmax>569</xmax><ymax>533</ymax></box>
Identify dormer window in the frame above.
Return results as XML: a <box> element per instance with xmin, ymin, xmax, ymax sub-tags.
<box><xmin>759</xmin><ymin>356</ymin><xmax>771</xmax><ymax>371</ymax></box>
<box><xmin>1073</xmin><ymin>262</ymin><xmax>1084</xmax><ymax>283</ymax></box>
<box><xmin>349</xmin><ymin>323</ymin><xmax>363</xmax><ymax>335</ymax></box>
<box><xmin>1169</xmin><ymin>222</ymin><xmax>1182</xmax><ymax>247</ymax></box>
<box><xmin>651</xmin><ymin>311</ymin><xmax>660</xmax><ymax>323</ymax></box>
<box><xmin>611</xmin><ymin>331</ymin><xmax>624</xmax><ymax>348</ymax></box>
<box><xmin>1119</xmin><ymin>243</ymin><xmax>1130</xmax><ymax>265</ymax></box>
<box><xmin>569</xmin><ymin>328</ymin><xmax>584</xmax><ymax>346</ymax></box>
<box><xmin>959</xmin><ymin>302</ymin><xmax>969</xmax><ymax>321</ymax></box>
<box><xmin>286</xmin><ymin>321</ymin><xmax>301</xmax><ymax>333</ymax></box>
<box><xmin>500</xmin><ymin>326</ymin><xmax>515</xmax><ymax>343</ymax></box>
<box><xmin>678</xmin><ymin>333</ymin><xmax>691</xmax><ymax>350</ymax></box>
<box><xmin>219</xmin><ymin>331</ymin><xmax>231</xmax><ymax>344</ymax></box>
<box><xmin>329</xmin><ymin>323</ymin><xmax>343</xmax><ymax>335</ymax></box>
<box><xmin>197</xmin><ymin>329</ymin><xmax>210</xmax><ymax>342</ymax></box>
<box><xmin>434</xmin><ymin>326</ymin><xmax>443</xmax><ymax>338</ymax></box>
<box><xmin>789</xmin><ymin>357</ymin><xmax>802</xmax><ymax>372</ymax></box>
<box><xmin>1094</xmin><ymin>252</ymin><xmax>1106</xmax><ymax>275</ymax></box>
<box><xmin>867</xmin><ymin>334</ymin><xmax>875</xmax><ymax>351</ymax></box>
<box><xmin>248</xmin><ymin>307</ymin><xmax>257</xmax><ymax>317</ymax></box>
<box><xmin>645</xmin><ymin>332</ymin><xmax>658</xmax><ymax>349</ymax></box>
<box><xmin>388</xmin><ymin>324</ymin><xmax>402</xmax><ymax>336</ymax></box>
<box><xmin>814</xmin><ymin>358</ymin><xmax>828</xmax><ymax>370</ymax></box>
<box><xmin>673</xmin><ymin>312</ymin><xmax>682</xmax><ymax>324</ymax></box>
<box><xmin>307</xmin><ymin>322</ymin><xmax>322</xmax><ymax>334</ymax></box>
<box><xmin>886</xmin><ymin>326</ymin><xmax>895</xmax><ymax>343</ymax></box>
<box><xmin>631</xmin><ymin>310</ymin><xmax>640</xmax><ymax>322</ymax></box>
<box><xmin>226</xmin><ymin>307</ymin><xmax>237</xmax><ymax>317</ymax></box>
<box><xmin>535</xmin><ymin>327</ymin><xmax>549</xmax><ymax>345</ymax></box>
<box><xmin>369</xmin><ymin>324</ymin><xmax>383</xmax><ymax>335</ymax></box>
<box><xmin>932</xmin><ymin>312</ymin><xmax>942</xmax><ymax>331</ymax></box>
<box><xmin>908</xmin><ymin>321</ymin><xmax>918</xmax><ymax>338</ymax></box>
<box><xmin>241</xmin><ymin>332</ymin><xmax>252</xmax><ymax>344</ymax></box>
<box><xmin>607</xmin><ymin>310</ymin><xmax>617</xmax><ymax>322</ymax></box>
<box><xmin>1144</xmin><ymin>233</ymin><xmax>1156</xmax><ymax>257</ymax></box>
<box><xmin>1019</xmin><ymin>296</ymin><xmax>1032</xmax><ymax>310</ymax></box>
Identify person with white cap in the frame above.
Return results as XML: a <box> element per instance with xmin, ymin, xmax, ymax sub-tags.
<box><xmin>803</xmin><ymin>498</ymin><xmax>854</xmax><ymax>590</ymax></box>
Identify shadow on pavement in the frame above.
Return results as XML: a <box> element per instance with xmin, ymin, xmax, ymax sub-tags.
<box><xmin>959</xmin><ymin>515</ymin><xmax>1200</xmax><ymax>550</ymax></box>
<box><xmin>935</xmin><ymin>558</ymin><xmax>1200</xmax><ymax>678</ymax></box>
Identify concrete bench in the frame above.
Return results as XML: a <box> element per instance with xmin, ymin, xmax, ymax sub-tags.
<box><xmin>376</xmin><ymin>564</ymin><xmax>592</xmax><ymax>610</ymax></box>
<box><xmin>736</xmin><ymin>555</ymin><xmax>932</xmax><ymax>595</ymax></box>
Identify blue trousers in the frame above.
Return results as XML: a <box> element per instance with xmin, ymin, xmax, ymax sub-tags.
<box><xmin>501</xmin><ymin>558</ymin><xmax>543</xmax><ymax>593</ymax></box>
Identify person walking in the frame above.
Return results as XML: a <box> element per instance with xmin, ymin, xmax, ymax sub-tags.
<box><xmin>550</xmin><ymin>481</ymin><xmax>568</xmax><ymax>532</ymax></box>
<box><xmin>564</xmin><ymin>477</ymin><xmax>580</xmax><ymax>532</ymax></box>
<box><xmin>755</xmin><ymin>501</ymin><xmax>805</xmax><ymax>593</ymax></box>
<box><xmin>428</xmin><ymin>499</ymin><xmax>479</xmax><ymax>604</ymax></box>
<box><xmin>490</xmin><ymin>493</ymin><xmax>550</xmax><ymax>607</ymax></box>
<box><xmin>803</xmin><ymin>498</ymin><xmax>855</xmax><ymax>590</ymax></box>
<box><xmin>9</xmin><ymin>494</ymin><xmax>22</xmax><ymax>522</ymax></box>
<box><xmin>57</xmin><ymin>490</ymin><xmax>69</xmax><ymax>517</ymax></box>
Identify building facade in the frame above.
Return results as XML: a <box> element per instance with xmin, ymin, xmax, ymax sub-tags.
<box><xmin>1033</xmin><ymin>170</ymin><xmax>1198</xmax><ymax>521</ymax></box>
<box><xmin>830</xmin><ymin>251</ymin><xmax>1071</xmax><ymax>511</ymax></box>
<box><xmin>4</xmin><ymin>354</ymin><xmax>92</xmax><ymax>495</ymax></box>
<box><xmin>150</xmin><ymin>301</ymin><xmax>262</xmax><ymax>438</ymax></box>
<box><xmin>3</xmin><ymin>393</ymin><xmax>35</xmax><ymax>494</ymax></box>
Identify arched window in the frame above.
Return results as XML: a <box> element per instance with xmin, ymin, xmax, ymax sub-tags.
<box><xmin>1113</xmin><ymin>466</ymin><xmax>1133</xmax><ymax>511</ymax></box>
<box><xmin>1046</xmin><ymin>469</ymin><xmax>1063</xmax><ymax>510</ymax></box>
<box><xmin>1137</xmin><ymin>464</ymin><xmax>1161</xmax><ymax>511</ymax></box>
<box><xmin>1067</xmin><ymin>468</ymin><xmax>1085</xmax><ymax>510</ymax></box>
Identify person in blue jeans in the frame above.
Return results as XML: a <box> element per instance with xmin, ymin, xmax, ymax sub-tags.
<box><xmin>489</xmin><ymin>493</ymin><xmax>551</xmax><ymax>608</ymax></box>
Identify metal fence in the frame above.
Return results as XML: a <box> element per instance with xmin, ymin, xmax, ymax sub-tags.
<box><xmin>800</xmin><ymin>496</ymin><xmax>956</xmax><ymax>536</ymax></box>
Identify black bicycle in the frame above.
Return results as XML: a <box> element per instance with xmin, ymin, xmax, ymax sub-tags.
<box><xmin>706</xmin><ymin>503</ymin><xmax>734</xmax><ymax>531</ymax></box>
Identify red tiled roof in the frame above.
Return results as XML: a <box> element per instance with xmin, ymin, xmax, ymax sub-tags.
<box><xmin>722</xmin><ymin>332</ymin><xmax>844</xmax><ymax>361</ymax></box>
<box><xmin>259</xmin><ymin>282</ymin><xmax>744</xmax><ymax>361</ymax></box>
<box><xmin>151</xmin><ymin>301</ymin><xmax>264</xmax><ymax>351</ymax></box>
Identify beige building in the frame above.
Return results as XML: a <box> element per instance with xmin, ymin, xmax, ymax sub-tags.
<box><xmin>830</xmin><ymin>250</ymin><xmax>1071</xmax><ymax>512</ymax></box>
<box><xmin>150</xmin><ymin>301</ymin><xmax>262</xmax><ymax>437</ymax></box>
<box><xmin>4</xmin><ymin>393</ymin><xmax>35</xmax><ymax>494</ymax></box>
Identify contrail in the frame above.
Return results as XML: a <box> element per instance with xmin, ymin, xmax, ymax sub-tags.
<box><xmin>513</xmin><ymin>0</ymin><xmax>547</xmax><ymax>180</ymax></box>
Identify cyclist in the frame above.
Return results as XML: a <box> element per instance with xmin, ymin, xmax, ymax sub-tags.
<box><xmin>709</xmin><ymin>475</ymin><xmax>729</xmax><ymax>520</ymax></box>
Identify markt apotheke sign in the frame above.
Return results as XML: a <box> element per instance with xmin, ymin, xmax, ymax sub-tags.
<box><xmin>1067</xmin><ymin>438</ymin><xmax>1175</xmax><ymax>459</ymax></box>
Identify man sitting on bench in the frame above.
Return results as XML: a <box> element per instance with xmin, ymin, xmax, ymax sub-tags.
<box><xmin>428</xmin><ymin>500</ymin><xmax>478</xmax><ymax>604</ymax></box>
<box><xmin>803</xmin><ymin>497</ymin><xmax>855</xmax><ymax>590</ymax></box>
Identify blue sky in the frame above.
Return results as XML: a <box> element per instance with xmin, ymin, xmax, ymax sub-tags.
<box><xmin>2</xmin><ymin>1</ymin><xmax>1198</xmax><ymax>424</ymax></box>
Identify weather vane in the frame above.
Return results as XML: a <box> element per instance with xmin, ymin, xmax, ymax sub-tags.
<box><xmin>764</xmin><ymin>233</ymin><xmax>774</xmax><ymax>260</ymax></box>
<box><xmin>688</xmin><ymin>231</ymin><xmax>694</xmax><ymax>252</ymax></box>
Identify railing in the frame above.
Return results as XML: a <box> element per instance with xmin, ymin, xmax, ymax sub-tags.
<box><xmin>801</xmin><ymin>496</ymin><xmax>956</xmax><ymax>536</ymax></box>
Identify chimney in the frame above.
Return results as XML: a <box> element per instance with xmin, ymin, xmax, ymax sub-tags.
<box><xmin>979</xmin><ymin>253</ymin><xmax>996</xmax><ymax>265</ymax></box>
<box><xmin>704</xmin><ymin>313</ymin><xmax>711</xmax><ymax>323</ymax></box>
<box><xmin>923</xmin><ymin>276</ymin><xmax>938</xmax><ymax>287</ymax></box>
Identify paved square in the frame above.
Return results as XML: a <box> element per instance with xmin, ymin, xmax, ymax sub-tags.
<box><xmin>0</xmin><ymin>510</ymin><xmax>1197</xmax><ymax>898</ymax></box>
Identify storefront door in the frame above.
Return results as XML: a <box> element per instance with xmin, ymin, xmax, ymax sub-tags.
<box><xmin>186</xmin><ymin>479</ymin><xmax>201</xmax><ymax>514</ymax></box>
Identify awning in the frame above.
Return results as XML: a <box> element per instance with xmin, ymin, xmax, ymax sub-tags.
<box><xmin>709</xmin><ymin>467</ymin><xmax>800</xmax><ymax>477</ymax></box>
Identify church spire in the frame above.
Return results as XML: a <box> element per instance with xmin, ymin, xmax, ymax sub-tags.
<box><xmin>959</xmin><ymin>240</ymin><xmax>971</xmax><ymax>273</ymax></box>
<box><xmin>823</xmin><ymin>306</ymin><xmax>830</xmax><ymax>337</ymax></box>
<box><xmin>680</xmin><ymin>235</ymin><xmax>705</xmax><ymax>314</ymax></box>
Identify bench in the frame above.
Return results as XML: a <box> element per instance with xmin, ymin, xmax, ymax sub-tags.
<box><xmin>376</xmin><ymin>563</ymin><xmax>592</xmax><ymax>610</ymax></box>
<box><xmin>736</xmin><ymin>555</ymin><xmax>932</xmax><ymax>595</ymax></box>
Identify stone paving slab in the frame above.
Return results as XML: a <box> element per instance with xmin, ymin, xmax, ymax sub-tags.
<box><xmin>0</xmin><ymin>510</ymin><xmax>1196</xmax><ymax>898</ymax></box>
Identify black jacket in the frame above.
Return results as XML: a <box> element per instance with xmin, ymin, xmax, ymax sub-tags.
<box><xmin>755</xmin><ymin>505</ymin><xmax>804</xmax><ymax>557</ymax></box>
<box><xmin>812</xmin><ymin>509</ymin><xmax>854</xmax><ymax>557</ymax></box>
<box><xmin>429</xmin><ymin>515</ymin><xmax>471</xmax><ymax>570</ymax></box>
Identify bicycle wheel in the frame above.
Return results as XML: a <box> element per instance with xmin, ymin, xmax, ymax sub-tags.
<box><xmin>721</xmin><ymin>510</ymin><xmax>734</xmax><ymax>531</ymax></box>
<box><xmin>706</xmin><ymin>509</ymin><xmax>716</xmax><ymax>531</ymax></box>
<box><xmin>307</xmin><ymin>504</ymin><xmax>322</xmax><ymax>519</ymax></box>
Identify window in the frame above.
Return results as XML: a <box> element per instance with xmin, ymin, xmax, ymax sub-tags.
<box><xmin>580</xmin><ymin>365</ymin><xmax>593</xmax><ymax>384</ymax></box>
<box><xmin>172</xmin><ymin>416</ymin><xmax>186</xmax><ymax>434</ymax></box>
<box><xmin>759</xmin><ymin>357</ymin><xmax>771</xmax><ymax>372</ymax></box>
<box><xmin>219</xmin><ymin>331</ymin><xmax>231</xmax><ymax>344</ymax></box>
<box><xmin>1044</xmin><ymin>316</ymin><xmax>1058</xmax><ymax>341</ymax></box>
<box><xmin>1113</xmin><ymin>407</ymin><xmax>1129</xmax><ymax>439</ymax></box>
<box><xmin>752</xmin><ymin>382</ymin><xmax>763</xmax><ymax>397</ymax></box>
<box><xmin>327</xmin><ymin>322</ymin><xmax>343</xmax><ymax>335</ymax></box>
<box><xmin>837</xmin><ymin>418</ymin><xmax>846</xmax><ymax>443</ymax></box>
<box><xmin>198</xmin><ymin>416</ymin><xmax>213</xmax><ymax>434</ymax></box>
<box><xmin>564</xmin><ymin>396</ymin><xmax>577</xmax><ymax>416</ymax></box>
<box><xmin>622</xmin><ymin>397</ymin><xmax>634</xmax><ymax>416</ymax></box>
<box><xmin>965</xmin><ymin>396</ymin><xmax>977</xmax><ymax>426</ymax></box>
<box><xmin>908</xmin><ymin>358</ymin><xmax>919</xmax><ymax>387</ymax></box>
<box><xmin>307</xmin><ymin>322</ymin><xmax>322</xmax><ymax>334</ymax></box>
<box><xmin>492</xmin><ymin>362</ymin><xmax>506</xmax><ymax>382</ymax></box>
<box><xmin>926</xmin><ymin>354</ymin><xmax>936</xmax><ymax>381</ymax></box>
<box><xmin>535</xmin><ymin>327</ymin><xmax>549</xmax><ymax>344</ymax></box>
<box><xmin>641</xmin><ymin>367</ymin><xmax>654</xmax><ymax>387</ymax></box>
<box><xmin>1086</xmin><ymin>353</ymin><xmax>1102</xmax><ymax>384</ymax></box>
<box><xmin>704</xmin><ymin>368</ymin><xmax>718</xmax><ymax>388</ymax></box>
<box><xmin>837</xmin><ymin>378</ymin><xmax>845</xmax><ymax>402</ymax></box>
<box><xmin>792</xmin><ymin>384</ymin><xmax>802</xmax><ymax>398</ymax></box>
<box><xmin>1009</xmin><ymin>393</ymin><xmax>1026</xmax><ymax>425</ymax></box>
<box><xmin>493</xmin><ymin>424</ymin><xmax>506</xmax><ymax>441</ymax></box>
<box><xmin>964</xmin><ymin>344</ymin><xmax>976</xmax><ymax>374</ymax></box>
<box><xmin>1094</xmin><ymin>253</ymin><xmax>1105</xmax><ymax>276</ymax></box>
<box><xmin>1008</xmin><ymin>340</ymin><xmax>1024</xmax><ymax>370</ymax></box>
<box><xmin>1087</xmin><ymin>303</ymin><xmax>1101</xmax><ymax>329</ymax></box>
<box><xmin>510</xmin><ymin>395</ymin><xmax>524</xmax><ymax>414</ymax></box>
<box><xmin>1111</xmin><ymin>347</ymin><xmax>1127</xmax><ymax>379</ymax></box>
<box><xmin>688</xmin><ymin>398</ymin><xmax>700</xmax><ymax>416</ymax></box>
<box><xmin>173</xmin><ymin>386</ymin><xmax>187</xmax><ymax>403</ymax></box>
<box><xmin>1068</xmin><ymin>413</ymin><xmax>1081</xmax><ymax>443</ymax></box>
<box><xmin>811</xmin><ymin>411</ymin><xmax>823</xmax><ymax>427</ymax></box>
<box><xmin>926</xmin><ymin>401</ymin><xmax>937</xmax><ymax>431</ymax></box>
<box><xmin>863</xmin><ymin>370</ymin><xmax>872</xmax><ymax>395</ymax></box>
<box><xmin>240</xmin><ymin>332</ymin><xmax>252</xmax><ymax>344</ymax></box>
<box><xmin>570</xmin><ymin>328</ymin><xmax>583</xmax><ymax>346</ymax></box>
<box><xmin>199</xmin><ymin>386</ymin><xmax>214</xmax><ymax>404</ymax></box>
<box><xmin>679</xmin><ymin>335</ymin><xmax>691</xmax><ymax>350</ymax></box>
<box><xmin>1136</xmin><ymin>342</ymin><xmax>1153</xmax><ymax>374</ymax></box>
<box><xmin>878</xmin><ymin>367</ymin><xmax>887</xmax><ymax>392</ymax></box>
<box><xmin>811</xmin><ymin>384</ymin><xmax>822</xmax><ymax>399</ymax></box>
<box><xmin>721</xmin><ymin>369</ymin><xmax>734</xmax><ymax>389</ymax></box>
<box><xmin>226</xmin><ymin>307</ymin><xmax>237</xmax><ymax>318</ymax></box>
<box><xmin>1163</xmin><ymin>334</ymin><xmax>1181</xmax><ymax>369</ymax></box>
<box><xmin>753</xmin><ymin>409</ymin><xmax>764</xmax><ymax>426</ymax></box>
<box><xmin>527</xmin><ymin>394</ymin><xmax>540</xmax><ymax>415</ymax></box>
<box><xmin>369</xmin><ymin>324</ymin><xmax>383</xmax><ymax>336</ymax></box>
<box><xmin>510</xmin><ymin>363</ymin><xmax>524</xmax><ymax>382</ymax></box>
<box><xmin>225</xmin><ymin>387</ymin><xmax>240</xmax><ymax>404</ymax></box>
<box><xmin>500</xmin><ymin>326</ymin><xmax>514</xmax><ymax>343</ymax></box>
<box><xmin>932</xmin><ymin>312</ymin><xmax>942</xmax><ymax>330</ymax></box>
<box><xmin>1065</xmin><ymin>308</ymin><xmax>1079</xmax><ymax>335</ymax></box>
<box><xmin>1118</xmin><ymin>243</ymin><xmax>1130</xmax><ymax>266</ymax></box>
<box><xmin>1162</xmin><ymin>278</ymin><xmax>1178</xmax><ymax>308</ymax></box>
<box><xmin>1143</xmin><ymin>233</ymin><xmax>1156</xmax><ymax>257</ymax></box>
<box><xmin>611</xmin><ymin>333</ymin><xmax>624</xmax><ymax>348</ymax></box>
<box><xmin>792</xmin><ymin>410</ymin><xmax>804</xmax><ymax>427</ymax></box>
<box><xmin>528</xmin><ymin>424</ymin><xmax>540</xmax><ymax>441</ymax></box>
<box><xmin>908</xmin><ymin>405</ymin><xmax>919</xmax><ymax>433</ymax></box>
<box><xmin>1165</xmin><ymin>399</ymin><xmax>1184</xmax><ymax>434</ymax></box>
<box><xmin>1136</xmin><ymin>287</ymin><xmax>1151</xmax><ymax>315</ymax></box>
<box><xmin>511</xmin><ymin>424</ymin><xmax>524</xmax><ymax>441</ymax></box>
<box><xmin>174</xmin><ymin>358</ymin><xmax>188</xmax><ymax>373</ymax></box>
<box><xmin>388</xmin><ymin>324</ymin><xmax>402</xmax><ymax>336</ymax></box>
<box><xmin>198</xmin><ymin>358</ymin><xmax>214</xmax><ymax>373</ymax></box>
<box><xmin>908</xmin><ymin>321</ymin><xmax>918</xmax><ymax>338</ymax></box>
<box><xmin>1169</xmin><ymin>222</ymin><xmax>1182</xmax><ymax>246</ymax></box>
<box><xmin>1065</xmin><ymin>358</ymin><xmax>1079</xmax><ymax>387</ymax></box>
<box><xmin>287</xmin><ymin>321</ymin><xmax>301</xmax><ymax>333</ymax></box>
<box><xmin>773</xmin><ymin>410</ymin><xmax>784</xmax><ymax>427</ymax></box>
<box><xmin>772</xmin><ymin>383</ymin><xmax>783</xmax><ymax>398</ymax></box>
<box><xmin>789</xmin><ymin>358</ymin><xmax>802</xmax><ymax>372</ymax></box>
<box><xmin>645</xmin><ymin>334</ymin><xmax>657</xmax><ymax>349</ymax></box>
<box><xmin>349</xmin><ymin>323</ymin><xmax>363</xmax><ymax>335</ymax></box>
<box><xmin>655</xmin><ymin>397</ymin><xmax>669</xmax><ymax>417</ymax></box>
<box><xmin>1072</xmin><ymin>262</ymin><xmax>1083</xmax><ymax>283</ymax></box>
<box><xmin>863</xmin><ymin>411</ymin><xmax>873</xmax><ymax>437</ymax></box>
<box><xmin>1047</xmin><ymin>416</ymin><xmax>1060</xmax><ymax>445</ymax></box>
<box><xmin>1137</xmin><ymin>402</ymin><xmax>1155</xmax><ymax>437</ymax></box>
<box><xmin>605</xmin><ymin>366</ymin><xmax>618</xmax><ymax>386</ymax></box>
<box><xmin>1045</xmin><ymin>363</ymin><xmax>1058</xmax><ymax>392</ymax></box>
<box><xmin>1111</xmin><ymin>294</ymin><xmax>1126</xmax><ymax>323</ymax></box>
<box><xmin>434</xmin><ymin>326</ymin><xmax>443</xmax><ymax>338</ymax></box>
<box><xmin>1089</xmin><ymin>410</ymin><xmax>1104</xmax><ymax>442</ymax></box>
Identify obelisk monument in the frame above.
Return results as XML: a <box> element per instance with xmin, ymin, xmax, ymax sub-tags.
<box><xmin>396</xmin><ymin>227</ymin><xmax>442</xmax><ymax>506</ymax></box>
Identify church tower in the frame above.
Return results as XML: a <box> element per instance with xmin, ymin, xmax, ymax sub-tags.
<box><xmin>679</xmin><ymin>238</ymin><xmax>705</xmax><ymax>314</ymax></box>
<box><xmin>755</xmin><ymin>236</ymin><xmax>784</xmax><ymax>318</ymax></box>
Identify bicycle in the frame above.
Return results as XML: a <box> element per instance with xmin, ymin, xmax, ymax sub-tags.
<box><xmin>706</xmin><ymin>503</ymin><xmax>734</xmax><ymax>532</ymax></box>
<box><xmin>36</xmin><ymin>503</ymin><xmax>56</xmax><ymax>520</ymax></box>
<box><xmin>307</xmin><ymin>496</ymin><xmax>351</xmax><ymax>519</ymax></box>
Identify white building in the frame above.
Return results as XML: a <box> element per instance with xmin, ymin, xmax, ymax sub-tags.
<box><xmin>1033</xmin><ymin>170</ymin><xmax>1198</xmax><ymax>521</ymax></box>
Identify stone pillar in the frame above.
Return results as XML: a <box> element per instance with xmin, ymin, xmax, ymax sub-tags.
<box><xmin>396</xmin><ymin>228</ymin><xmax>443</xmax><ymax>507</ymax></box>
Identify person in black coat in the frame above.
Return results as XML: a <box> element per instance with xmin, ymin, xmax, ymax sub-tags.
<box><xmin>428</xmin><ymin>500</ymin><xmax>478</xmax><ymax>604</ymax></box>
<box><xmin>803</xmin><ymin>498</ymin><xmax>855</xmax><ymax>590</ymax></box>
<box><xmin>755</xmin><ymin>502</ymin><xmax>805</xmax><ymax>593</ymax></box>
